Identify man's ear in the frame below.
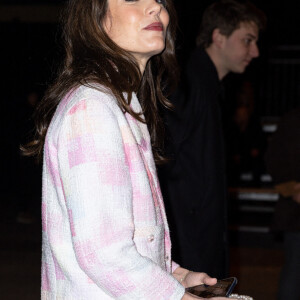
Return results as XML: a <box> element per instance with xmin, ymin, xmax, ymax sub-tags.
<box><xmin>212</xmin><ymin>28</ymin><xmax>225</xmax><ymax>48</ymax></box>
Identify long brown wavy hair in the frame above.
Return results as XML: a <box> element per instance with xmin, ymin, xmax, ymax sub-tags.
<box><xmin>25</xmin><ymin>0</ymin><xmax>178</xmax><ymax>164</ymax></box>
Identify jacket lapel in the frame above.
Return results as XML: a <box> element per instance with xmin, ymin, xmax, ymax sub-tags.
<box><xmin>125</xmin><ymin>94</ymin><xmax>172</xmax><ymax>262</ymax></box>
<box><xmin>125</xmin><ymin>93</ymin><xmax>146</xmax><ymax>146</ymax></box>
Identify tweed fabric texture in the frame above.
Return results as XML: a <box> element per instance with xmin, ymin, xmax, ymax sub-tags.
<box><xmin>41</xmin><ymin>85</ymin><xmax>184</xmax><ymax>299</ymax></box>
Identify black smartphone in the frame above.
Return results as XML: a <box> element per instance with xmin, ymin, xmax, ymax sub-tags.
<box><xmin>185</xmin><ymin>277</ymin><xmax>237</xmax><ymax>298</ymax></box>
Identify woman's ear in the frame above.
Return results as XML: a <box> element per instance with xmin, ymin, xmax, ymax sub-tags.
<box><xmin>211</xmin><ymin>28</ymin><xmax>225</xmax><ymax>48</ymax></box>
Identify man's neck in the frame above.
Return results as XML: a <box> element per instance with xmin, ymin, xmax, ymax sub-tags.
<box><xmin>205</xmin><ymin>47</ymin><xmax>228</xmax><ymax>81</ymax></box>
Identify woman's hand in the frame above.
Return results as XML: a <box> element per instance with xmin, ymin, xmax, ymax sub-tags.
<box><xmin>173</xmin><ymin>267</ymin><xmax>238</xmax><ymax>300</ymax></box>
<box><xmin>173</xmin><ymin>267</ymin><xmax>216</xmax><ymax>288</ymax></box>
<box><xmin>182</xmin><ymin>295</ymin><xmax>237</xmax><ymax>300</ymax></box>
<box><xmin>183</xmin><ymin>270</ymin><xmax>217</xmax><ymax>288</ymax></box>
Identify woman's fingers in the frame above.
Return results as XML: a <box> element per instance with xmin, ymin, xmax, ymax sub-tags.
<box><xmin>184</xmin><ymin>271</ymin><xmax>217</xmax><ymax>288</ymax></box>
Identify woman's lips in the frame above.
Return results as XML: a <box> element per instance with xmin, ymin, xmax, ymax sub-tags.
<box><xmin>143</xmin><ymin>22</ymin><xmax>163</xmax><ymax>31</ymax></box>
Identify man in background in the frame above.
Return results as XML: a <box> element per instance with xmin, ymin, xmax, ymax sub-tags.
<box><xmin>160</xmin><ymin>0</ymin><xmax>266</xmax><ymax>278</ymax></box>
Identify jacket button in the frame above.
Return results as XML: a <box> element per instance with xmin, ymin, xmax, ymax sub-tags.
<box><xmin>165</xmin><ymin>255</ymin><xmax>169</xmax><ymax>261</ymax></box>
<box><xmin>147</xmin><ymin>234</ymin><xmax>154</xmax><ymax>242</ymax></box>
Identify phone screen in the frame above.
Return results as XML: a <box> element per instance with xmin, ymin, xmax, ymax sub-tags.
<box><xmin>185</xmin><ymin>277</ymin><xmax>237</xmax><ymax>298</ymax></box>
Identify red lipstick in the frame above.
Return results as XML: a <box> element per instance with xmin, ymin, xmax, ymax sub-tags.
<box><xmin>144</xmin><ymin>22</ymin><xmax>163</xmax><ymax>31</ymax></box>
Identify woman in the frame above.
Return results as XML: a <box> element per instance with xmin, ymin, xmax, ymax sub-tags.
<box><xmin>29</xmin><ymin>0</ymin><xmax>232</xmax><ymax>299</ymax></box>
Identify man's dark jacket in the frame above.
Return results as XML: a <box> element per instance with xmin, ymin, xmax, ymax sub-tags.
<box><xmin>159</xmin><ymin>48</ymin><xmax>228</xmax><ymax>278</ymax></box>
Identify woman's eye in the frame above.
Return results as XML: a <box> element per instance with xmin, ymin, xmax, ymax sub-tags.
<box><xmin>124</xmin><ymin>0</ymin><xmax>166</xmax><ymax>6</ymax></box>
<box><xmin>156</xmin><ymin>0</ymin><xmax>167</xmax><ymax>7</ymax></box>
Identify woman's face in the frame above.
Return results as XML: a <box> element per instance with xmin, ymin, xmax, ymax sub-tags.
<box><xmin>104</xmin><ymin>0</ymin><xmax>169</xmax><ymax>72</ymax></box>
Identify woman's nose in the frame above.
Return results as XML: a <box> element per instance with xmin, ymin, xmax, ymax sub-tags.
<box><xmin>146</xmin><ymin>0</ymin><xmax>162</xmax><ymax>17</ymax></box>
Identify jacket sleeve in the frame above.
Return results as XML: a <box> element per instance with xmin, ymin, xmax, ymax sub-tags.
<box><xmin>57</xmin><ymin>96</ymin><xmax>185</xmax><ymax>300</ymax></box>
<box><xmin>172</xmin><ymin>261</ymin><xmax>180</xmax><ymax>273</ymax></box>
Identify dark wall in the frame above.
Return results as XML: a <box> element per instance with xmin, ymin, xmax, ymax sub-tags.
<box><xmin>0</xmin><ymin>21</ymin><xmax>61</xmax><ymax>193</ymax></box>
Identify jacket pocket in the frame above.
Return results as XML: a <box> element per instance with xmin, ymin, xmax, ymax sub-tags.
<box><xmin>133</xmin><ymin>225</ymin><xmax>166</xmax><ymax>269</ymax></box>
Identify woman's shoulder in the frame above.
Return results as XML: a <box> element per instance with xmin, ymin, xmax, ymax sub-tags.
<box><xmin>47</xmin><ymin>84</ymin><xmax>121</xmax><ymax>139</ymax></box>
<box><xmin>49</xmin><ymin>84</ymin><xmax>123</xmax><ymax>124</ymax></box>
<box><xmin>62</xmin><ymin>84</ymin><xmax>117</xmax><ymax>113</ymax></box>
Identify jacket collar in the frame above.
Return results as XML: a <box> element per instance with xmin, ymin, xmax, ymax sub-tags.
<box><xmin>125</xmin><ymin>92</ymin><xmax>147</xmax><ymax>147</ymax></box>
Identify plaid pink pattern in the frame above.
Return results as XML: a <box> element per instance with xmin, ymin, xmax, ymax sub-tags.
<box><xmin>41</xmin><ymin>85</ymin><xmax>184</xmax><ymax>299</ymax></box>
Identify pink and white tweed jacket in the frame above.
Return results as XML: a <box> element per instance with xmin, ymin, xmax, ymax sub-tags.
<box><xmin>41</xmin><ymin>85</ymin><xmax>185</xmax><ymax>299</ymax></box>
